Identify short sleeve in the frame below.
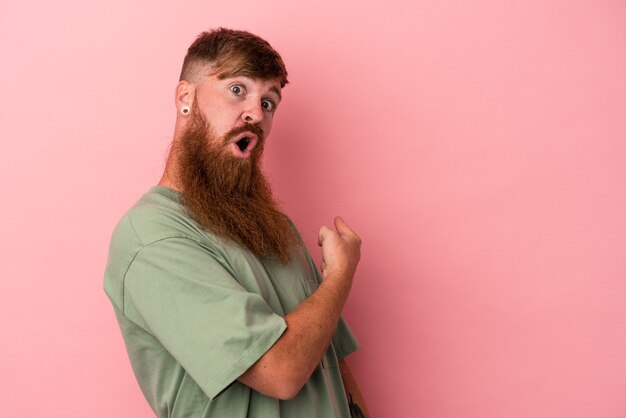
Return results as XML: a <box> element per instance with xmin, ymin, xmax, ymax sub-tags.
<box><xmin>122</xmin><ymin>237</ymin><xmax>287</xmax><ymax>399</ymax></box>
<box><xmin>332</xmin><ymin>315</ymin><xmax>360</xmax><ymax>360</ymax></box>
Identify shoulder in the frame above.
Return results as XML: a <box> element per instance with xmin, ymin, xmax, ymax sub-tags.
<box><xmin>108</xmin><ymin>186</ymin><xmax>231</xmax><ymax>266</ymax></box>
<box><xmin>122</xmin><ymin>187</ymin><xmax>204</xmax><ymax>245</ymax></box>
<box><xmin>103</xmin><ymin>187</ymin><xmax>221</xmax><ymax>309</ymax></box>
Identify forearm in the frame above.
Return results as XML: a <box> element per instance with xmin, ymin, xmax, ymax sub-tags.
<box><xmin>238</xmin><ymin>269</ymin><xmax>353</xmax><ymax>399</ymax></box>
<box><xmin>339</xmin><ymin>359</ymin><xmax>369</xmax><ymax>418</ymax></box>
<box><xmin>239</xmin><ymin>216</ymin><xmax>361</xmax><ymax>399</ymax></box>
<box><xmin>280</xmin><ymin>270</ymin><xmax>354</xmax><ymax>382</ymax></box>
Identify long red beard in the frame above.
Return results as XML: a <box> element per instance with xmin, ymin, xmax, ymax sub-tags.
<box><xmin>174</xmin><ymin>105</ymin><xmax>297</xmax><ymax>263</ymax></box>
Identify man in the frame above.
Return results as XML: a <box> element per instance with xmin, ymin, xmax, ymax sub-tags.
<box><xmin>104</xmin><ymin>28</ymin><xmax>368</xmax><ymax>417</ymax></box>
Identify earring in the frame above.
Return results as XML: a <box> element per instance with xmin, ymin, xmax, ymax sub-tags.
<box><xmin>181</xmin><ymin>105</ymin><xmax>190</xmax><ymax>115</ymax></box>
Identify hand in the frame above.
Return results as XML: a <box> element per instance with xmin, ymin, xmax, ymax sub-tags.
<box><xmin>317</xmin><ymin>216</ymin><xmax>361</xmax><ymax>279</ymax></box>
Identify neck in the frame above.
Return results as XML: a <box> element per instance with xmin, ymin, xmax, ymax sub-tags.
<box><xmin>159</xmin><ymin>121</ymin><xmax>189</xmax><ymax>191</ymax></box>
<box><xmin>158</xmin><ymin>133</ymin><xmax>183</xmax><ymax>192</ymax></box>
<box><xmin>158</xmin><ymin>125</ymin><xmax>184</xmax><ymax>192</ymax></box>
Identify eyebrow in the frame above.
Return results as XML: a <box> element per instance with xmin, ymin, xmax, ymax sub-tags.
<box><xmin>227</xmin><ymin>75</ymin><xmax>282</xmax><ymax>101</ymax></box>
<box><xmin>269</xmin><ymin>85</ymin><xmax>282</xmax><ymax>101</ymax></box>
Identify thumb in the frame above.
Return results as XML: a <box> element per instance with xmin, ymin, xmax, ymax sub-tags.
<box><xmin>334</xmin><ymin>216</ymin><xmax>355</xmax><ymax>237</ymax></box>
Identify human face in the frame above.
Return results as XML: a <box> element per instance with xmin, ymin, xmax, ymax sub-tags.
<box><xmin>175</xmin><ymin>91</ymin><xmax>297</xmax><ymax>263</ymax></box>
<box><xmin>192</xmin><ymin>74</ymin><xmax>282</xmax><ymax>159</ymax></box>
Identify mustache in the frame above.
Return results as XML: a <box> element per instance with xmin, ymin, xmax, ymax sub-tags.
<box><xmin>224</xmin><ymin>123</ymin><xmax>265</xmax><ymax>144</ymax></box>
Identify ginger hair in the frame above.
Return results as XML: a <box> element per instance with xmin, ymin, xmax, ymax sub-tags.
<box><xmin>180</xmin><ymin>28</ymin><xmax>288</xmax><ymax>87</ymax></box>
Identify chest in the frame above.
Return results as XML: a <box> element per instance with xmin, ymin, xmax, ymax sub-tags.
<box><xmin>224</xmin><ymin>245</ymin><xmax>320</xmax><ymax>315</ymax></box>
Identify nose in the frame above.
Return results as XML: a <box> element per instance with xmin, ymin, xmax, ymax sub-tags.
<box><xmin>241</xmin><ymin>100</ymin><xmax>264</xmax><ymax>124</ymax></box>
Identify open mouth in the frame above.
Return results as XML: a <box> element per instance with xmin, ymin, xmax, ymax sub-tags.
<box><xmin>236</xmin><ymin>137</ymin><xmax>252</xmax><ymax>152</ymax></box>
<box><xmin>231</xmin><ymin>132</ymin><xmax>258</xmax><ymax>158</ymax></box>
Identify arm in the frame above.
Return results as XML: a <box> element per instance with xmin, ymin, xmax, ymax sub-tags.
<box><xmin>238</xmin><ymin>216</ymin><xmax>361</xmax><ymax>399</ymax></box>
<box><xmin>339</xmin><ymin>359</ymin><xmax>370</xmax><ymax>417</ymax></box>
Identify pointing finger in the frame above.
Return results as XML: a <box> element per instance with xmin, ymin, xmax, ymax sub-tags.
<box><xmin>334</xmin><ymin>216</ymin><xmax>357</xmax><ymax>238</ymax></box>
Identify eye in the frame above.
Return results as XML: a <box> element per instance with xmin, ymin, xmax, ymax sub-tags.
<box><xmin>261</xmin><ymin>99</ymin><xmax>275</xmax><ymax>112</ymax></box>
<box><xmin>230</xmin><ymin>84</ymin><xmax>245</xmax><ymax>95</ymax></box>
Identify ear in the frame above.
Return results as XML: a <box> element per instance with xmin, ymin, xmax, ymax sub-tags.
<box><xmin>175</xmin><ymin>80</ymin><xmax>195</xmax><ymax>114</ymax></box>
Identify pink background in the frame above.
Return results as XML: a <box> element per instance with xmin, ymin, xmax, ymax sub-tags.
<box><xmin>2</xmin><ymin>0</ymin><xmax>625</xmax><ymax>416</ymax></box>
